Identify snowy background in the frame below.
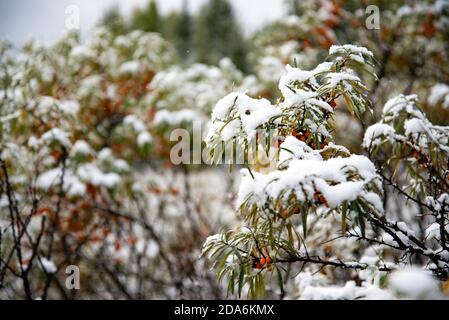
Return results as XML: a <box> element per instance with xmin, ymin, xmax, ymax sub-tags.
<box><xmin>0</xmin><ymin>0</ymin><xmax>448</xmax><ymax>300</ymax></box>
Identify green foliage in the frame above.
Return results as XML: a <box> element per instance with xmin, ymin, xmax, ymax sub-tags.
<box><xmin>364</xmin><ymin>94</ymin><xmax>449</xmax><ymax>199</ymax></box>
<box><xmin>202</xmin><ymin>45</ymin><xmax>385</xmax><ymax>298</ymax></box>
<box><xmin>162</xmin><ymin>1</ymin><xmax>192</xmax><ymax>61</ymax></box>
<box><xmin>130</xmin><ymin>0</ymin><xmax>161</xmax><ymax>33</ymax></box>
<box><xmin>99</xmin><ymin>6</ymin><xmax>127</xmax><ymax>37</ymax></box>
<box><xmin>100</xmin><ymin>0</ymin><xmax>249</xmax><ymax>71</ymax></box>
<box><xmin>193</xmin><ymin>0</ymin><xmax>250</xmax><ymax>72</ymax></box>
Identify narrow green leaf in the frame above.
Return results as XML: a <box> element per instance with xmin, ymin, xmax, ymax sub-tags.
<box><xmin>343</xmin><ymin>93</ymin><xmax>354</xmax><ymax>116</ymax></box>
<box><xmin>238</xmin><ymin>266</ymin><xmax>245</xmax><ymax>297</ymax></box>
<box><xmin>352</xmin><ymin>201</ymin><xmax>365</xmax><ymax>238</ymax></box>
<box><xmin>301</xmin><ymin>205</ymin><xmax>307</xmax><ymax>238</ymax></box>
<box><xmin>313</xmin><ymin>134</ymin><xmax>320</xmax><ymax>149</ymax></box>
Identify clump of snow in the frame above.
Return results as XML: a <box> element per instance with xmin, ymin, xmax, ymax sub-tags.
<box><xmin>325</xmin><ymin>72</ymin><xmax>362</xmax><ymax>88</ymax></box>
<box><xmin>428</xmin><ymin>83</ymin><xmax>449</xmax><ymax>108</ymax></box>
<box><xmin>113</xmin><ymin>159</ymin><xmax>130</xmax><ymax>172</ymax></box>
<box><xmin>294</xmin><ymin>272</ymin><xmax>388</xmax><ymax>300</ymax></box>
<box><xmin>122</xmin><ymin>115</ymin><xmax>153</xmax><ymax>147</ymax></box>
<box><xmin>70</xmin><ymin>45</ymin><xmax>94</xmax><ymax>59</ymax></box>
<box><xmin>362</xmin><ymin>192</ymin><xmax>384</xmax><ymax>213</ymax></box>
<box><xmin>97</xmin><ymin>148</ymin><xmax>113</xmax><ymax>161</ymax></box>
<box><xmin>425</xmin><ymin>222</ymin><xmax>441</xmax><ymax>240</ymax></box>
<box><xmin>207</xmin><ymin>92</ymin><xmax>281</xmax><ymax>142</ymax></box>
<box><xmin>28</xmin><ymin>136</ymin><xmax>41</xmax><ymax>149</ymax></box>
<box><xmin>70</xmin><ymin>140</ymin><xmax>94</xmax><ymax>156</ymax></box>
<box><xmin>40</xmin><ymin>258</ymin><xmax>57</xmax><ymax>274</ymax></box>
<box><xmin>34</xmin><ymin>96</ymin><xmax>57</xmax><ymax>114</ymax></box>
<box><xmin>137</xmin><ymin>131</ymin><xmax>153</xmax><ymax>147</ymax></box>
<box><xmin>77</xmin><ymin>163</ymin><xmax>121</xmax><ymax>188</ymax></box>
<box><xmin>363</xmin><ymin>123</ymin><xmax>395</xmax><ymax>147</ymax></box>
<box><xmin>36</xmin><ymin>168</ymin><xmax>86</xmax><ymax>197</ymax></box>
<box><xmin>329</xmin><ymin>44</ymin><xmax>373</xmax><ymax>57</ymax></box>
<box><xmin>77</xmin><ymin>75</ymin><xmax>102</xmax><ymax>98</ymax></box>
<box><xmin>59</xmin><ymin>100</ymin><xmax>80</xmax><ymax>115</ymax></box>
<box><xmin>123</xmin><ymin>115</ymin><xmax>146</xmax><ymax>132</ymax></box>
<box><xmin>382</xmin><ymin>94</ymin><xmax>423</xmax><ymax>120</ymax></box>
<box><xmin>300</xmin><ymin>281</ymin><xmax>359</xmax><ymax>300</ymax></box>
<box><xmin>119</xmin><ymin>60</ymin><xmax>140</xmax><ymax>75</ymax></box>
<box><xmin>136</xmin><ymin>239</ymin><xmax>159</xmax><ymax>259</ymax></box>
<box><xmin>279</xmin><ymin>87</ymin><xmax>333</xmax><ymax>113</ymax></box>
<box><xmin>279</xmin><ymin>136</ymin><xmax>322</xmax><ymax>165</ymax></box>
<box><xmin>41</xmin><ymin>128</ymin><xmax>71</xmax><ymax>148</ymax></box>
<box><xmin>238</xmin><ymin>153</ymin><xmax>381</xmax><ymax>211</ymax></box>
<box><xmin>404</xmin><ymin>118</ymin><xmax>425</xmax><ymax>135</ymax></box>
<box><xmin>389</xmin><ymin>268</ymin><xmax>441</xmax><ymax>299</ymax></box>
<box><xmin>278</xmin><ymin>62</ymin><xmax>332</xmax><ymax>99</ymax></box>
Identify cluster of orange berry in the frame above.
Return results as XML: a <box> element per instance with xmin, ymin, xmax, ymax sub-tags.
<box><xmin>252</xmin><ymin>255</ymin><xmax>272</xmax><ymax>271</ymax></box>
<box><xmin>411</xmin><ymin>148</ymin><xmax>429</xmax><ymax>169</ymax></box>
<box><xmin>291</xmin><ymin>129</ymin><xmax>327</xmax><ymax>150</ymax></box>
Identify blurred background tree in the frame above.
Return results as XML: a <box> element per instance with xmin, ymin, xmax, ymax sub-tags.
<box><xmin>163</xmin><ymin>0</ymin><xmax>192</xmax><ymax>62</ymax></box>
<box><xmin>130</xmin><ymin>0</ymin><xmax>161</xmax><ymax>33</ymax></box>
<box><xmin>193</xmin><ymin>0</ymin><xmax>250</xmax><ymax>72</ymax></box>
<box><xmin>99</xmin><ymin>5</ymin><xmax>127</xmax><ymax>37</ymax></box>
<box><xmin>100</xmin><ymin>0</ymin><xmax>250</xmax><ymax>71</ymax></box>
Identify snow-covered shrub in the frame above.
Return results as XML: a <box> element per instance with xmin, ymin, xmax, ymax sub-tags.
<box><xmin>203</xmin><ymin>44</ymin><xmax>383</xmax><ymax>297</ymax></box>
<box><xmin>146</xmin><ymin>58</ymin><xmax>262</xmax><ymax>158</ymax></box>
<box><xmin>0</xmin><ymin>28</ymin><xmax>233</xmax><ymax>299</ymax></box>
<box><xmin>1</xmin><ymin>0</ymin><xmax>448</xmax><ymax>301</ymax></box>
<box><xmin>364</xmin><ymin>94</ymin><xmax>449</xmax><ymax>279</ymax></box>
<box><xmin>202</xmin><ymin>44</ymin><xmax>449</xmax><ymax>299</ymax></box>
<box><xmin>250</xmin><ymin>0</ymin><xmax>449</xmax><ymax>151</ymax></box>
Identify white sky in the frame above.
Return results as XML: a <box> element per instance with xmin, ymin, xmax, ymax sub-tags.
<box><xmin>0</xmin><ymin>0</ymin><xmax>286</xmax><ymax>46</ymax></box>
